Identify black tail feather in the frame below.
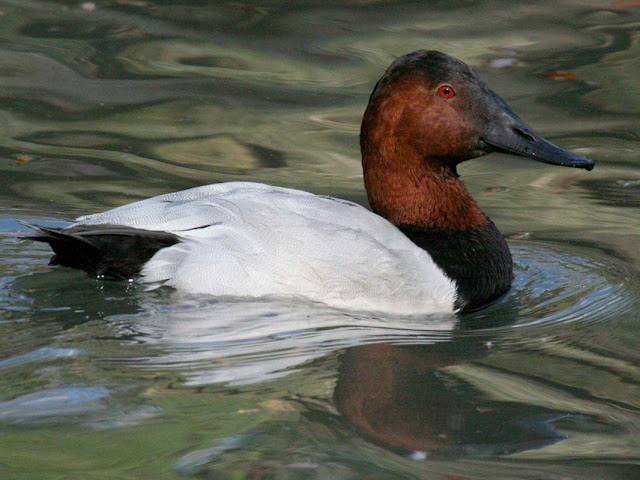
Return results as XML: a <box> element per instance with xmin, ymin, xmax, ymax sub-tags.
<box><xmin>21</xmin><ymin>222</ymin><xmax>180</xmax><ymax>279</ymax></box>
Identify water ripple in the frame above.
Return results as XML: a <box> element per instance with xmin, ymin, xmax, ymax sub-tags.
<box><xmin>0</xmin><ymin>387</ymin><xmax>109</xmax><ymax>423</ymax></box>
<box><xmin>0</xmin><ymin>347</ymin><xmax>80</xmax><ymax>369</ymax></box>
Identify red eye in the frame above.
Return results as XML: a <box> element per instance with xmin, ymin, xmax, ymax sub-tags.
<box><xmin>438</xmin><ymin>85</ymin><xmax>456</xmax><ymax>99</ymax></box>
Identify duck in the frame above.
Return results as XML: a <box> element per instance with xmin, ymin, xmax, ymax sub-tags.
<box><xmin>24</xmin><ymin>50</ymin><xmax>594</xmax><ymax>315</ymax></box>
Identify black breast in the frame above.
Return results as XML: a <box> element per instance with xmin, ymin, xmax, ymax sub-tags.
<box><xmin>400</xmin><ymin>220</ymin><xmax>513</xmax><ymax>312</ymax></box>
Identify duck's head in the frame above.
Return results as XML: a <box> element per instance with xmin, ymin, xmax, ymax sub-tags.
<box><xmin>360</xmin><ymin>50</ymin><xmax>594</xmax><ymax>230</ymax></box>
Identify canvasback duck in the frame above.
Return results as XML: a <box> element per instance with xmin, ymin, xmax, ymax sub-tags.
<box><xmin>25</xmin><ymin>50</ymin><xmax>594</xmax><ymax>314</ymax></box>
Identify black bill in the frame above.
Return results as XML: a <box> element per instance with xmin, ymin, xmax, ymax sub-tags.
<box><xmin>482</xmin><ymin>91</ymin><xmax>595</xmax><ymax>171</ymax></box>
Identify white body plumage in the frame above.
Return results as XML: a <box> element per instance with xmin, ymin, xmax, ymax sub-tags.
<box><xmin>77</xmin><ymin>182</ymin><xmax>456</xmax><ymax>314</ymax></box>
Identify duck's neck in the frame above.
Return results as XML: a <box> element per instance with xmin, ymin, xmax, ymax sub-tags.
<box><xmin>363</xmin><ymin>157</ymin><xmax>487</xmax><ymax>232</ymax></box>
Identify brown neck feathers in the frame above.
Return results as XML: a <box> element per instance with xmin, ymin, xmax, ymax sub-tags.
<box><xmin>363</xmin><ymin>158</ymin><xmax>487</xmax><ymax>232</ymax></box>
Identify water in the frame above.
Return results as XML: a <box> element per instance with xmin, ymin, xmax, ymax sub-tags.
<box><xmin>2</xmin><ymin>1</ymin><xmax>640</xmax><ymax>478</ymax></box>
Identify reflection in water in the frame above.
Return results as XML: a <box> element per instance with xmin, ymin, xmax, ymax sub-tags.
<box><xmin>334</xmin><ymin>343</ymin><xmax>569</xmax><ymax>459</ymax></box>
<box><xmin>110</xmin><ymin>298</ymin><xmax>457</xmax><ymax>386</ymax></box>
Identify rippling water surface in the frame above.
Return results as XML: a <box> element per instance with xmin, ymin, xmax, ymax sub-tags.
<box><xmin>2</xmin><ymin>1</ymin><xmax>640</xmax><ymax>479</ymax></box>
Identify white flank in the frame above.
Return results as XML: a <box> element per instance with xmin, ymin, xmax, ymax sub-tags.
<box><xmin>77</xmin><ymin>182</ymin><xmax>456</xmax><ymax>314</ymax></box>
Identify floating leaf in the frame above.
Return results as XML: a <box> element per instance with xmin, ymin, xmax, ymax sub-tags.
<box><xmin>544</xmin><ymin>71</ymin><xmax>577</xmax><ymax>80</ymax></box>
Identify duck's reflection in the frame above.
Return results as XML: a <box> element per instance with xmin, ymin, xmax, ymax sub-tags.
<box><xmin>333</xmin><ymin>341</ymin><xmax>567</xmax><ymax>458</ymax></box>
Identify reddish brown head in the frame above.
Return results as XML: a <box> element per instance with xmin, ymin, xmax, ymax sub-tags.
<box><xmin>360</xmin><ymin>50</ymin><xmax>593</xmax><ymax>232</ymax></box>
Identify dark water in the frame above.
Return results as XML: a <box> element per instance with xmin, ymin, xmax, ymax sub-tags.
<box><xmin>2</xmin><ymin>1</ymin><xmax>640</xmax><ymax>479</ymax></box>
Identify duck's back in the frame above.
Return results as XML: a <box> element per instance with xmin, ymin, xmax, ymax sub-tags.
<box><xmin>77</xmin><ymin>182</ymin><xmax>456</xmax><ymax>314</ymax></box>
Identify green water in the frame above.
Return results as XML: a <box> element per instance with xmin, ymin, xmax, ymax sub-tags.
<box><xmin>2</xmin><ymin>1</ymin><xmax>640</xmax><ymax>479</ymax></box>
